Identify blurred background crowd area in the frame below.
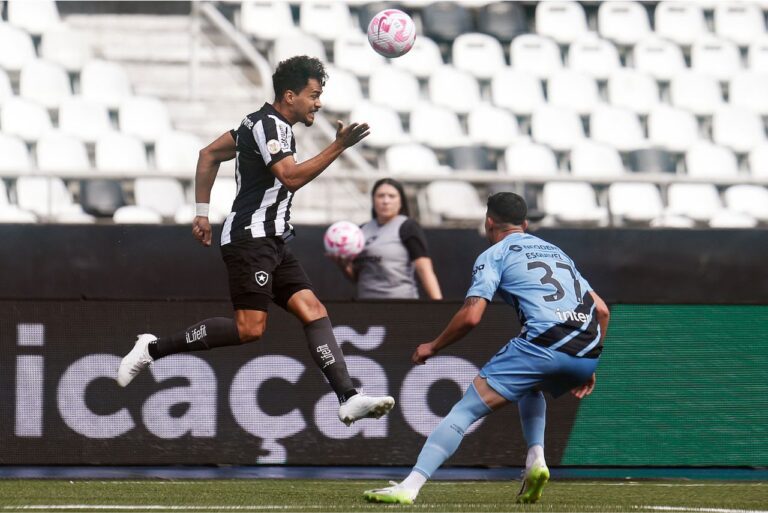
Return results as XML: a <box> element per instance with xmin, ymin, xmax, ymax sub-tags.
<box><xmin>0</xmin><ymin>0</ymin><xmax>767</xmax><ymax>229</ymax></box>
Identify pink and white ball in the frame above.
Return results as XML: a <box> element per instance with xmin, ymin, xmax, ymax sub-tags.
<box><xmin>324</xmin><ymin>221</ymin><xmax>365</xmax><ymax>258</ymax></box>
<box><xmin>367</xmin><ymin>9</ymin><xmax>416</xmax><ymax>58</ymax></box>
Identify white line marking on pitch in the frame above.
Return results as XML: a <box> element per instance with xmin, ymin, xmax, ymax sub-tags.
<box><xmin>637</xmin><ymin>506</ymin><xmax>768</xmax><ymax>513</ymax></box>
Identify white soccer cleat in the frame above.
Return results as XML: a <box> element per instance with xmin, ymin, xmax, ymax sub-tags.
<box><xmin>116</xmin><ymin>334</ymin><xmax>156</xmax><ymax>387</ymax></box>
<box><xmin>363</xmin><ymin>481</ymin><xmax>418</xmax><ymax>505</ymax></box>
<box><xmin>338</xmin><ymin>393</ymin><xmax>395</xmax><ymax>426</ymax></box>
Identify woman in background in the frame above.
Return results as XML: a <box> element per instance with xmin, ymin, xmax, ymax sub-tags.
<box><xmin>332</xmin><ymin>178</ymin><xmax>442</xmax><ymax>300</ymax></box>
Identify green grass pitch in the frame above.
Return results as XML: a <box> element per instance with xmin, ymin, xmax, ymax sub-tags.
<box><xmin>0</xmin><ymin>479</ymin><xmax>765</xmax><ymax>512</ymax></box>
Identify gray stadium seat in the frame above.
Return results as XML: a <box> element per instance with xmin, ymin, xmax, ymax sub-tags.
<box><xmin>421</xmin><ymin>2</ymin><xmax>473</xmax><ymax>44</ymax></box>
<box><xmin>627</xmin><ymin>148</ymin><xmax>676</xmax><ymax>174</ymax></box>
<box><xmin>446</xmin><ymin>146</ymin><xmax>495</xmax><ymax>172</ymax></box>
<box><xmin>477</xmin><ymin>1</ymin><xmax>527</xmax><ymax>44</ymax></box>
<box><xmin>79</xmin><ymin>179</ymin><xmax>126</xmax><ymax>217</ymax></box>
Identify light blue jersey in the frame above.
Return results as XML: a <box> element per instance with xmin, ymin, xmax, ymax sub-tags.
<box><xmin>467</xmin><ymin>232</ymin><xmax>602</xmax><ymax>358</ymax></box>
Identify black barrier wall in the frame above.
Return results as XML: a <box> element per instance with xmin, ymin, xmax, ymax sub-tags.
<box><xmin>2</xmin><ymin>300</ymin><xmax>583</xmax><ymax>466</ymax></box>
<box><xmin>2</xmin><ymin>225</ymin><xmax>767</xmax><ymax>303</ymax></box>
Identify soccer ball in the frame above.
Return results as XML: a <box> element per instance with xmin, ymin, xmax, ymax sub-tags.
<box><xmin>324</xmin><ymin>221</ymin><xmax>365</xmax><ymax>258</ymax></box>
<box><xmin>367</xmin><ymin>9</ymin><xmax>416</xmax><ymax>58</ymax></box>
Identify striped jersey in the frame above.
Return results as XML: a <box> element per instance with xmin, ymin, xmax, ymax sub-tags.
<box><xmin>466</xmin><ymin>232</ymin><xmax>602</xmax><ymax>358</ymax></box>
<box><xmin>221</xmin><ymin>103</ymin><xmax>296</xmax><ymax>246</ymax></box>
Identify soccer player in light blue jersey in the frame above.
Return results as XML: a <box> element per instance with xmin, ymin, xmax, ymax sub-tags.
<box><xmin>364</xmin><ymin>192</ymin><xmax>610</xmax><ymax>505</ymax></box>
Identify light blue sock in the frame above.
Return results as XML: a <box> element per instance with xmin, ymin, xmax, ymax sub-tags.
<box><xmin>518</xmin><ymin>391</ymin><xmax>546</xmax><ymax>448</ymax></box>
<box><xmin>413</xmin><ymin>383</ymin><xmax>492</xmax><ymax>478</ymax></box>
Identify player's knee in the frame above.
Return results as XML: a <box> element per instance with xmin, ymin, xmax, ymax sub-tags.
<box><xmin>237</xmin><ymin>322</ymin><xmax>265</xmax><ymax>343</ymax></box>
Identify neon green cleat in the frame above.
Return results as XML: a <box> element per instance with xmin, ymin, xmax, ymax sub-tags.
<box><xmin>516</xmin><ymin>462</ymin><xmax>550</xmax><ymax>504</ymax></box>
<box><xmin>363</xmin><ymin>482</ymin><xmax>417</xmax><ymax>505</ymax></box>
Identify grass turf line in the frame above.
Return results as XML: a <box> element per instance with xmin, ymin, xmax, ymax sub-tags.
<box><xmin>0</xmin><ymin>479</ymin><xmax>765</xmax><ymax>512</ymax></box>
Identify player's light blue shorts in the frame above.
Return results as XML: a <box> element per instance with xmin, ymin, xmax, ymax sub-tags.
<box><xmin>479</xmin><ymin>337</ymin><xmax>599</xmax><ymax>402</ymax></box>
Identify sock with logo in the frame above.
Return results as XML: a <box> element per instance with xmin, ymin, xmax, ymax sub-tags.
<box><xmin>304</xmin><ymin>317</ymin><xmax>357</xmax><ymax>403</ymax></box>
<box><xmin>519</xmin><ymin>390</ymin><xmax>547</xmax><ymax>464</ymax></box>
<box><xmin>148</xmin><ymin>317</ymin><xmax>240</xmax><ymax>360</ymax></box>
<box><xmin>412</xmin><ymin>383</ymin><xmax>492</xmax><ymax>478</ymax></box>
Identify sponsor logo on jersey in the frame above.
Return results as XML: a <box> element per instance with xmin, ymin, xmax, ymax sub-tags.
<box><xmin>510</xmin><ymin>245</ymin><xmax>523</xmax><ymax>252</ymax></box>
<box><xmin>255</xmin><ymin>271</ymin><xmax>269</xmax><ymax>286</ymax></box>
<box><xmin>278</xmin><ymin>124</ymin><xmax>291</xmax><ymax>151</ymax></box>
<box><xmin>241</xmin><ymin>117</ymin><xmax>254</xmax><ymax>130</ymax></box>
<box><xmin>555</xmin><ymin>308</ymin><xmax>591</xmax><ymax>323</ymax></box>
<box><xmin>266</xmin><ymin>139</ymin><xmax>281</xmax><ymax>155</ymax></box>
<box><xmin>472</xmin><ymin>264</ymin><xmax>485</xmax><ymax>276</ymax></box>
<box><xmin>186</xmin><ymin>324</ymin><xmax>207</xmax><ymax>345</ymax></box>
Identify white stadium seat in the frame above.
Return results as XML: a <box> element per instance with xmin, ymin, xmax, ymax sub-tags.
<box><xmin>452</xmin><ymin>33</ymin><xmax>507</xmax><ymax>80</ymax></box>
<box><xmin>468</xmin><ymin>103</ymin><xmax>519</xmax><ymax>150</ymax></box>
<box><xmin>749</xmin><ymin>143</ymin><xmax>768</xmax><ymax>178</ymax></box>
<box><xmin>724</xmin><ymin>185</ymin><xmax>768</xmax><ymax>222</ymax></box>
<box><xmin>535</xmin><ymin>1</ymin><xmax>588</xmax><ymax>45</ymax></box>
<box><xmin>685</xmin><ymin>141</ymin><xmax>739</xmax><ymax>178</ymax></box>
<box><xmin>113</xmin><ymin>205</ymin><xmax>163</xmax><ymax>224</ymax></box>
<box><xmin>271</xmin><ymin>30</ymin><xmax>327</xmax><ymax>68</ymax></box>
<box><xmin>708</xmin><ymin>210</ymin><xmax>758</xmax><ymax>228</ymax></box>
<box><xmin>666</xmin><ymin>183</ymin><xmax>722</xmax><ymax>223</ymax></box>
<box><xmin>531</xmin><ymin>105</ymin><xmax>584</xmax><ymax>152</ymax></box>
<box><xmin>368</xmin><ymin>66</ymin><xmax>420</xmax><ymax>114</ymax></box>
<box><xmin>299</xmin><ymin>1</ymin><xmax>352</xmax><ymax>42</ymax></box>
<box><xmin>210</xmin><ymin>176</ymin><xmax>237</xmax><ymax>223</ymax></box>
<box><xmin>691</xmin><ymin>36</ymin><xmax>742</xmax><ymax>83</ymax></box>
<box><xmin>748</xmin><ymin>35</ymin><xmax>768</xmax><ymax>73</ymax></box>
<box><xmin>36</xmin><ymin>131</ymin><xmax>91</xmax><ymax>175</ymax></box>
<box><xmin>598</xmin><ymin>1</ymin><xmax>652</xmax><ymax>47</ymax></box>
<box><xmin>134</xmin><ymin>177</ymin><xmax>186</xmax><ymax>218</ymax></box>
<box><xmin>95</xmin><ymin>132</ymin><xmax>148</xmax><ymax>174</ymax></box>
<box><xmin>633</xmin><ymin>36</ymin><xmax>686</xmax><ymax>81</ymax></box>
<box><xmin>570</xmin><ymin>139</ymin><xmax>625</xmax><ymax>178</ymax></box>
<box><xmin>669</xmin><ymin>71</ymin><xmax>724</xmax><ymax>116</ymax></box>
<box><xmin>350</xmin><ymin>101</ymin><xmax>408</xmax><ymax>149</ymax></box>
<box><xmin>729</xmin><ymin>72</ymin><xmax>768</xmax><ymax>116</ymax></box>
<box><xmin>608</xmin><ymin>183</ymin><xmax>664</xmax><ymax>224</ymax></box>
<box><xmin>0</xmin><ymin>22</ymin><xmax>37</xmax><ymax>72</ymax></box>
<box><xmin>58</xmin><ymin>97</ymin><xmax>113</xmax><ymax>143</ymax></box>
<box><xmin>118</xmin><ymin>96</ymin><xmax>172</xmax><ymax>144</ymax></box>
<box><xmin>15</xmin><ymin>176</ymin><xmax>74</xmax><ymax>218</ymax></box>
<box><xmin>510</xmin><ymin>34</ymin><xmax>563</xmax><ymax>79</ymax></box>
<box><xmin>590</xmin><ymin>105</ymin><xmax>646</xmax><ymax>152</ymax></box>
<box><xmin>607</xmin><ymin>69</ymin><xmax>659</xmax><ymax>115</ymax></box>
<box><xmin>80</xmin><ymin>60</ymin><xmax>132</xmax><ymax>109</ymax></box>
<box><xmin>712</xmin><ymin>106</ymin><xmax>766</xmax><ymax>154</ymax></box>
<box><xmin>383</xmin><ymin>143</ymin><xmax>445</xmax><ymax>175</ymax></box>
<box><xmin>547</xmin><ymin>70</ymin><xmax>600</xmax><ymax>115</ymax></box>
<box><xmin>7</xmin><ymin>0</ymin><xmax>60</xmax><ymax>36</ymax></box>
<box><xmin>392</xmin><ymin>36</ymin><xmax>443</xmax><ymax>79</ymax></box>
<box><xmin>654</xmin><ymin>1</ymin><xmax>707</xmax><ymax>47</ymax></box>
<box><xmin>0</xmin><ymin>133</ymin><xmax>32</xmax><ymax>174</ymax></box>
<box><xmin>19</xmin><ymin>59</ymin><xmax>72</xmax><ymax>109</ymax></box>
<box><xmin>239</xmin><ymin>1</ymin><xmax>294</xmax><ymax>41</ymax></box>
<box><xmin>154</xmin><ymin>131</ymin><xmax>202</xmax><ymax>173</ymax></box>
<box><xmin>491</xmin><ymin>68</ymin><xmax>545</xmax><ymax>116</ymax></box>
<box><xmin>0</xmin><ymin>97</ymin><xmax>53</xmax><ymax>142</ymax></box>
<box><xmin>321</xmin><ymin>66</ymin><xmax>363</xmax><ymax>114</ymax></box>
<box><xmin>39</xmin><ymin>27</ymin><xmax>93</xmax><ymax>72</ymax></box>
<box><xmin>0</xmin><ymin>204</ymin><xmax>37</xmax><ymax>223</ymax></box>
<box><xmin>648</xmin><ymin>105</ymin><xmax>700</xmax><ymax>154</ymax></box>
<box><xmin>542</xmin><ymin>182</ymin><xmax>609</xmax><ymax>225</ymax></box>
<box><xmin>428</xmin><ymin>65</ymin><xmax>481</xmax><ymax>115</ymax></box>
<box><xmin>423</xmin><ymin>181</ymin><xmax>486</xmax><ymax>224</ymax></box>
<box><xmin>503</xmin><ymin>141</ymin><xmax>560</xmax><ymax>176</ymax></box>
<box><xmin>410</xmin><ymin>102</ymin><xmax>464</xmax><ymax>149</ymax></box>
<box><xmin>567</xmin><ymin>34</ymin><xmax>621</xmax><ymax>81</ymax></box>
<box><xmin>333</xmin><ymin>30</ymin><xmax>384</xmax><ymax>78</ymax></box>
<box><xmin>714</xmin><ymin>2</ymin><xmax>765</xmax><ymax>48</ymax></box>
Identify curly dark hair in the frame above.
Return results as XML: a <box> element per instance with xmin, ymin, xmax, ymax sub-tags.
<box><xmin>272</xmin><ymin>55</ymin><xmax>327</xmax><ymax>100</ymax></box>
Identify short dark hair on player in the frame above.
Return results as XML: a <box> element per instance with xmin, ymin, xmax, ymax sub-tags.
<box><xmin>371</xmin><ymin>178</ymin><xmax>409</xmax><ymax>218</ymax></box>
<box><xmin>272</xmin><ymin>56</ymin><xmax>327</xmax><ymax>100</ymax></box>
<box><xmin>487</xmin><ymin>192</ymin><xmax>527</xmax><ymax>225</ymax></box>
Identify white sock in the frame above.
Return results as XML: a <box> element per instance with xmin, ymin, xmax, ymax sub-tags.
<box><xmin>400</xmin><ymin>471</ymin><xmax>427</xmax><ymax>492</ymax></box>
<box><xmin>526</xmin><ymin>444</ymin><xmax>545</xmax><ymax>469</ymax></box>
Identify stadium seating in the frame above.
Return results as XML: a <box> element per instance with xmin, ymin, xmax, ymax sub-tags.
<box><xmin>627</xmin><ymin>148</ymin><xmax>677</xmax><ymax>174</ymax></box>
<box><xmin>409</xmin><ymin>102</ymin><xmax>464</xmax><ymax>149</ymax></box>
<box><xmin>452</xmin><ymin>32</ymin><xmax>506</xmax><ymax>81</ymax></box>
<box><xmin>712</xmin><ymin>107</ymin><xmax>766</xmax><ymax>154</ymax></box>
<box><xmin>383</xmin><ymin>143</ymin><xmax>445</xmax><ymax>175</ymax></box>
<box><xmin>567</xmin><ymin>34</ymin><xmax>621</xmax><ymax>81</ymax></box>
<box><xmin>541</xmin><ymin>182</ymin><xmax>609</xmax><ymax>225</ymax></box>
<box><xmin>633</xmin><ymin>36</ymin><xmax>686</xmax><ymax>81</ymax></box>
<box><xmin>654</xmin><ymin>1</ymin><xmax>707</xmax><ymax>47</ymax></box>
<box><xmin>118</xmin><ymin>96</ymin><xmax>172</xmax><ymax>143</ymax></box>
<box><xmin>607</xmin><ymin>68</ymin><xmax>659</xmax><ymax>115</ymax></box>
<box><xmin>723</xmin><ymin>185</ymin><xmax>768</xmax><ymax>222</ymax></box>
<box><xmin>271</xmin><ymin>31</ymin><xmax>327</xmax><ymax>68</ymax></box>
<box><xmin>134</xmin><ymin>177</ymin><xmax>186</xmax><ymax>218</ymax></box>
<box><xmin>546</xmin><ymin>70</ymin><xmax>599</xmax><ymax>115</ymax></box>
<box><xmin>608</xmin><ymin>183</ymin><xmax>664</xmax><ymax>224</ymax></box>
<box><xmin>6</xmin><ymin>0</ymin><xmax>60</xmax><ymax>36</ymax></box>
<box><xmin>0</xmin><ymin>22</ymin><xmax>37</xmax><ymax>72</ymax></box>
<box><xmin>421</xmin><ymin>1</ymin><xmax>473</xmax><ymax>44</ymax></box>
<box><xmin>685</xmin><ymin>141</ymin><xmax>740</xmax><ymax>179</ymax></box>
<box><xmin>0</xmin><ymin>97</ymin><xmax>53</xmax><ymax>142</ymax></box>
<box><xmin>748</xmin><ymin>35</ymin><xmax>768</xmax><ymax>72</ymax></box>
<box><xmin>299</xmin><ymin>2</ymin><xmax>352</xmax><ymax>42</ymax></box>
<box><xmin>476</xmin><ymin>1</ymin><xmax>527</xmax><ymax>44</ymax></box>
<box><xmin>0</xmin><ymin>134</ymin><xmax>32</xmax><ymax>173</ymax></box>
<box><xmin>113</xmin><ymin>205</ymin><xmax>163</xmax><ymax>224</ymax></box>
<box><xmin>350</xmin><ymin>101</ymin><xmax>408</xmax><ymax>149</ymax></box>
<box><xmin>729</xmin><ymin>72</ymin><xmax>768</xmax><ymax>115</ymax></box>
<box><xmin>36</xmin><ymin>131</ymin><xmax>91</xmax><ymax>176</ymax></box>
<box><xmin>535</xmin><ymin>1</ymin><xmax>588</xmax><ymax>45</ymax></box>
<box><xmin>590</xmin><ymin>105</ymin><xmax>645</xmax><ymax>152</ymax></box>
<box><xmin>80</xmin><ymin>179</ymin><xmax>126</xmax><ymax>217</ymax></box>
<box><xmin>39</xmin><ymin>27</ymin><xmax>93</xmax><ymax>72</ymax></box>
<box><xmin>239</xmin><ymin>1</ymin><xmax>294</xmax><ymax>41</ymax></box>
<box><xmin>368</xmin><ymin>66</ymin><xmax>420</xmax><ymax>114</ymax></box>
<box><xmin>597</xmin><ymin>1</ymin><xmax>652</xmax><ymax>47</ymax></box>
<box><xmin>750</xmin><ymin>143</ymin><xmax>768</xmax><ymax>178</ymax></box>
<box><xmin>510</xmin><ymin>34</ymin><xmax>563</xmax><ymax>79</ymax></box>
<box><xmin>333</xmin><ymin>30</ymin><xmax>383</xmax><ymax>77</ymax></box>
<box><xmin>209</xmin><ymin>176</ymin><xmax>237</xmax><ymax>223</ymax></box>
<box><xmin>0</xmin><ymin>68</ymin><xmax>11</xmax><ymax>106</ymax></box>
<box><xmin>427</xmin><ymin>65</ymin><xmax>481</xmax><ymax>114</ymax></box>
<box><xmin>15</xmin><ymin>176</ymin><xmax>76</xmax><ymax>219</ymax></box>
<box><xmin>570</xmin><ymin>140</ymin><xmax>624</xmax><ymax>178</ymax></box>
<box><xmin>392</xmin><ymin>36</ymin><xmax>443</xmax><ymax>79</ymax></box>
<box><xmin>691</xmin><ymin>36</ymin><xmax>741</xmax><ymax>83</ymax></box>
<box><xmin>321</xmin><ymin>66</ymin><xmax>363</xmax><ymax>114</ymax></box>
<box><xmin>531</xmin><ymin>105</ymin><xmax>584</xmax><ymax>152</ymax></box>
<box><xmin>503</xmin><ymin>141</ymin><xmax>559</xmax><ymax>176</ymax></box>
<box><xmin>714</xmin><ymin>2</ymin><xmax>765</xmax><ymax>48</ymax></box>
<box><xmin>669</xmin><ymin>71</ymin><xmax>724</xmax><ymax>116</ymax></box>
<box><xmin>154</xmin><ymin>131</ymin><xmax>202</xmax><ymax>174</ymax></box>
<box><xmin>420</xmin><ymin>180</ymin><xmax>486</xmax><ymax>225</ymax></box>
<box><xmin>19</xmin><ymin>59</ymin><xmax>72</xmax><ymax>109</ymax></box>
<box><xmin>446</xmin><ymin>146</ymin><xmax>495</xmax><ymax>172</ymax></box>
<box><xmin>80</xmin><ymin>60</ymin><xmax>132</xmax><ymax>109</ymax></box>
<box><xmin>666</xmin><ymin>183</ymin><xmax>722</xmax><ymax>224</ymax></box>
<box><xmin>647</xmin><ymin>105</ymin><xmax>700</xmax><ymax>154</ymax></box>
<box><xmin>490</xmin><ymin>68</ymin><xmax>545</xmax><ymax>116</ymax></box>
<box><xmin>58</xmin><ymin>97</ymin><xmax>113</xmax><ymax>144</ymax></box>
<box><xmin>95</xmin><ymin>132</ymin><xmax>149</xmax><ymax>174</ymax></box>
<box><xmin>467</xmin><ymin>103</ymin><xmax>518</xmax><ymax>150</ymax></box>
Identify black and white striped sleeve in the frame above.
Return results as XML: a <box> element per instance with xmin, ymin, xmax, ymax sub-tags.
<box><xmin>252</xmin><ymin>114</ymin><xmax>294</xmax><ymax>168</ymax></box>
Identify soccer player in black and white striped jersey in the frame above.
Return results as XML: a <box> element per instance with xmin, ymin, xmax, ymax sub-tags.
<box><xmin>117</xmin><ymin>56</ymin><xmax>395</xmax><ymax>426</ymax></box>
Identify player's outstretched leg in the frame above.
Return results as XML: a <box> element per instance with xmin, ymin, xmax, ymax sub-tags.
<box><xmin>117</xmin><ymin>334</ymin><xmax>156</xmax><ymax>387</ymax></box>
<box><xmin>363</xmin><ymin>481</ymin><xmax>418</xmax><ymax>505</ymax></box>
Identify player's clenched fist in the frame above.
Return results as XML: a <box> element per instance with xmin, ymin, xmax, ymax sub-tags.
<box><xmin>192</xmin><ymin>216</ymin><xmax>212</xmax><ymax>247</ymax></box>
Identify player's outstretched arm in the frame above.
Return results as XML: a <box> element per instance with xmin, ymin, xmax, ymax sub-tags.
<box><xmin>270</xmin><ymin>120</ymin><xmax>370</xmax><ymax>192</ymax></box>
<box><xmin>413</xmin><ymin>296</ymin><xmax>487</xmax><ymax>364</ymax></box>
<box><xmin>192</xmin><ymin>132</ymin><xmax>236</xmax><ymax>247</ymax></box>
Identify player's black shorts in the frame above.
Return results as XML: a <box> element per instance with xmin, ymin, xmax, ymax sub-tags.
<box><xmin>220</xmin><ymin>236</ymin><xmax>314</xmax><ymax>312</ymax></box>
